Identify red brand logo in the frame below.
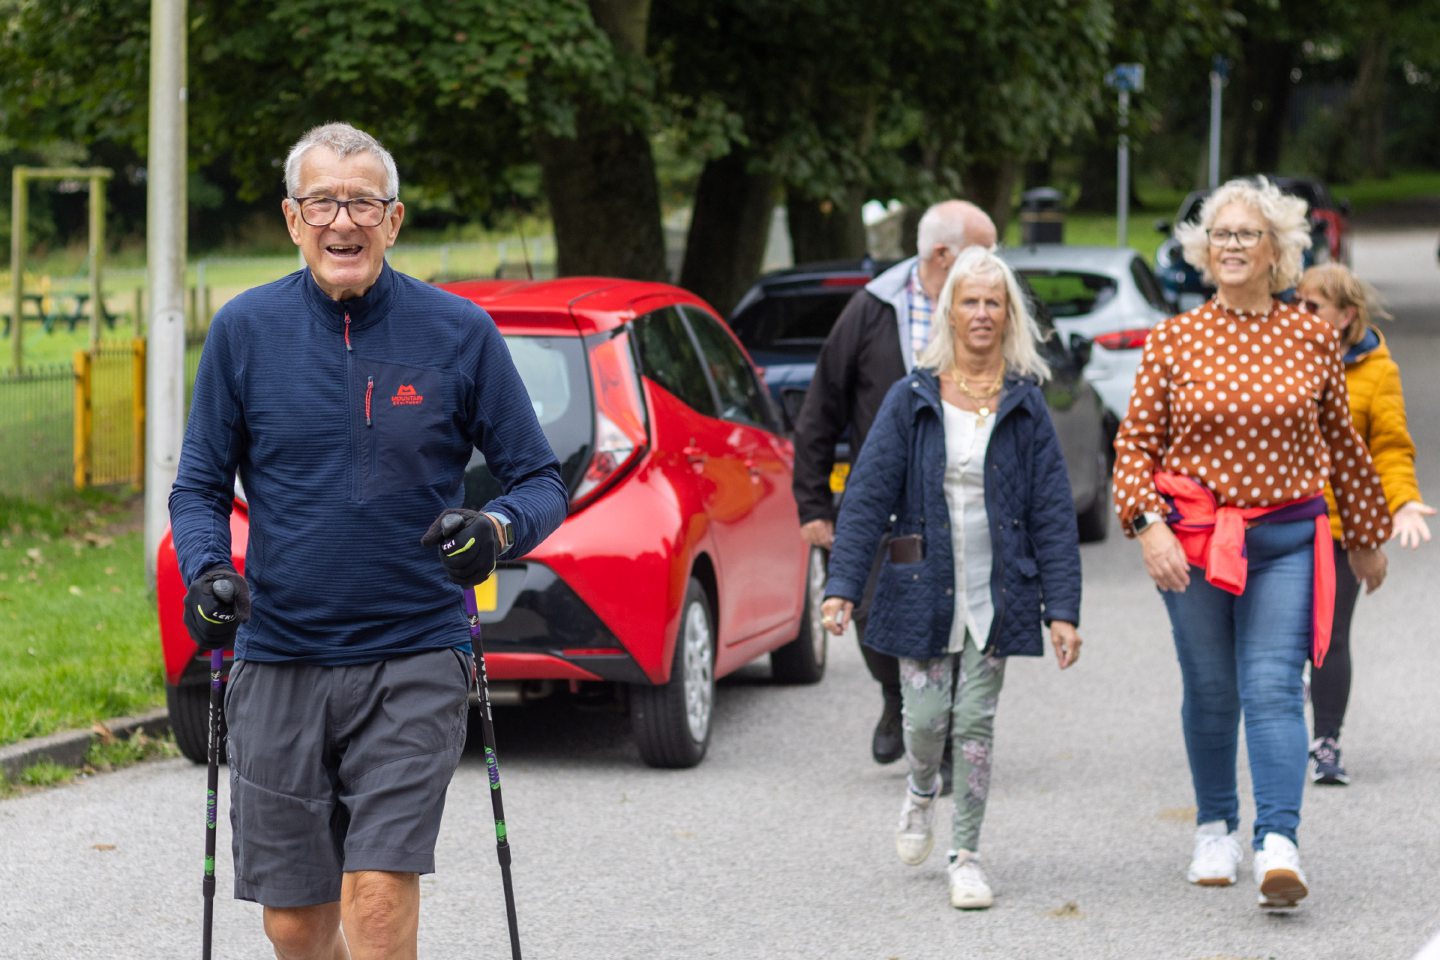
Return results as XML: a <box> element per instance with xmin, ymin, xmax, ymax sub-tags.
<box><xmin>391</xmin><ymin>384</ymin><xmax>424</xmax><ymax>406</ymax></box>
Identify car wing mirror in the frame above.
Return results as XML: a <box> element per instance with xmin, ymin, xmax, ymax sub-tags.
<box><xmin>1068</xmin><ymin>332</ymin><xmax>1093</xmax><ymax>370</ymax></box>
<box><xmin>1154</xmin><ymin>218</ymin><xmax>1171</xmax><ymax>235</ymax></box>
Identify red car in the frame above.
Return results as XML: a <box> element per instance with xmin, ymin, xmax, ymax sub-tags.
<box><xmin>159</xmin><ymin>278</ymin><xmax>827</xmax><ymax>768</ymax></box>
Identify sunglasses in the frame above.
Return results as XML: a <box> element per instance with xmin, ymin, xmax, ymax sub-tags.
<box><xmin>1298</xmin><ymin>298</ymin><xmax>1322</xmax><ymax>314</ymax></box>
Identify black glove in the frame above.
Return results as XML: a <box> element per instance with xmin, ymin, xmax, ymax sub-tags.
<box><xmin>421</xmin><ymin>508</ymin><xmax>498</xmax><ymax>587</ymax></box>
<box><xmin>181</xmin><ymin>565</ymin><xmax>251</xmax><ymax>651</ymax></box>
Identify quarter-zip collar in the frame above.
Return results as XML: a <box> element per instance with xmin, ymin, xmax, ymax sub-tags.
<box><xmin>1342</xmin><ymin>327</ymin><xmax>1382</xmax><ymax>366</ymax></box>
<box><xmin>301</xmin><ymin>259</ymin><xmax>396</xmax><ymax>335</ymax></box>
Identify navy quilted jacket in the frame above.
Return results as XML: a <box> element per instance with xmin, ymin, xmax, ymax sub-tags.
<box><xmin>824</xmin><ymin>369</ymin><xmax>1082</xmax><ymax>659</ymax></box>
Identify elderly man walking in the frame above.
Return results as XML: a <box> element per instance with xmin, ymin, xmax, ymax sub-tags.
<box><xmin>169</xmin><ymin>122</ymin><xmax>567</xmax><ymax>958</ymax></box>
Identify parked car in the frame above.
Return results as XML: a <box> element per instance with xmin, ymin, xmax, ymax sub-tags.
<box><xmin>998</xmin><ymin>244</ymin><xmax>1170</xmax><ymax>425</ymax></box>
<box><xmin>728</xmin><ymin>259</ymin><xmax>1114</xmax><ymax>542</ymax></box>
<box><xmin>1154</xmin><ymin>175</ymin><xmax>1349</xmax><ymax>310</ymax></box>
<box><xmin>158</xmin><ymin>277</ymin><xmax>826</xmax><ymax>770</ymax></box>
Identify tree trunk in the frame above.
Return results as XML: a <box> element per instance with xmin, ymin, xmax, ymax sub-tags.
<box><xmin>532</xmin><ymin>0</ymin><xmax>666</xmax><ymax>281</ymax></box>
<box><xmin>786</xmin><ymin>186</ymin><xmax>867</xmax><ymax>263</ymax></box>
<box><xmin>679</xmin><ymin>150</ymin><xmax>777</xmax><ymax>315</ymax></box>
<box><xmin>964</xmin><ymin>158</ymin><xmax>1020</xmax><ymax>237</ymax></box>
<box><xmin>1345</xmin><ymin>32</ymin><xmax>1390</xmax><ymax>178</ymax></box>
<box><xmin>534</xmin><ymin>120</ymin><xmax>668</xmax><ymax>281</ymax></box>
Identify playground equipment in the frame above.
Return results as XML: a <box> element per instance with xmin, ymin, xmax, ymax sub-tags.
<box><xmin>8</xmin><ymin>166</ymin><xmax>113</xmax><ymax>370</ymax></box>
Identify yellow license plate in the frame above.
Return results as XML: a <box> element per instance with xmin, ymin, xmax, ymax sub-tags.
<box><xmin>472</xmin><ymin>577</ymin><xmax>498</xmax><ymax>613</ymax></box>
<box><xmin>829</xmin><ymin>462</ymin><xmax>850</xmax><ymax>493</ymax></box>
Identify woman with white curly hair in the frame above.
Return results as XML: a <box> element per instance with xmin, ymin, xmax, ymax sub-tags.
<box><xmin>1112</xmin><ymin>177</ymin><xmax>1391</xmax><ymax>910</ymax></box>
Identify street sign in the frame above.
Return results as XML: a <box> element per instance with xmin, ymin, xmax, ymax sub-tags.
<box><xmin>1106</xmin><ymin>63</ymin><xmax>1145</xmax><ymax>93</ymax></box>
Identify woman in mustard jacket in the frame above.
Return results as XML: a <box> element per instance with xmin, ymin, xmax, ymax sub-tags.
<box><xmin>1296</xmin><ymin>264</ymin><xmax>1433</xmax><ymax>785</ymax></box>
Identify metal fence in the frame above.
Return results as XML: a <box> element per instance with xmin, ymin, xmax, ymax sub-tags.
<box><xmin>0</xmin><ymin>362</ymin><xmax>73</xmax><ymax>499</ymax></box>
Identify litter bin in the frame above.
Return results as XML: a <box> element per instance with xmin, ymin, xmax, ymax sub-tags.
<box><xmin>1018</xmin><ymin>187</ymin><xmax>1065</xmax><ymax>245</ymax></box>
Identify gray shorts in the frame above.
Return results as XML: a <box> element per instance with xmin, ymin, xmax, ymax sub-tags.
<box><xmin>224</xmin><ymin>647</ymin><xmax>473</xmax><ymax>907</ymax></box>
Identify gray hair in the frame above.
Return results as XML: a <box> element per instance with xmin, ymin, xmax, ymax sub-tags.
<box><xmin>918</xmin><ymin>246</ymin><xmax>1051</xmax><ymax>382</ymax></box>
<box><xmin>916</xmin><ymin>201</ymin><xmax>974</xmax><ymax>259</ymax></box>
<box><xmin>1175</xmin><ymin>176</ymin><xmax>1311</xmax><ymax>291</ymax></box>
<box><xmin>283</xmin><ymin>122</ymin><xmax>400</xmax><ymax>198</ymax></box>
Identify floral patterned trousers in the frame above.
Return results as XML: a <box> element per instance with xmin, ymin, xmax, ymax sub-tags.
<box><xmin>899</xmin><ymin>634</ymin><xmax>1007</xmax><ymax>853</ymax></box>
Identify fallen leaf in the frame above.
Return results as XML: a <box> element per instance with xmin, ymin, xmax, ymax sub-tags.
<box><xmin>92</xmin><ymin>722</ymin><xmax>116</xmax><ymax>744</ymax></box>
<box><xmin>24</xmin><ymin>547</ymin><xmax>43</xmax><ymax>564</ymax></box>
<box><xmin>69</xmin><ymin>585</ymin><xmax>83</xmax><ymax>596</ymax></box>
<box><xmin>1048</xmin><ymin>901</ymin><xmax>1082</xmax><ymax>918</ymax></box>
<box><xmin>1158</xmin><ymin>806</ymin><xmax>1197</xmax><ymax>823</ymax></box>
<box><xmin>92</xmin><ymin>844</ymin><xmax>116</xmax><ymax>852</ymax></box>
<box><xmin>83</xmin><ymin>532</ymin><xmax>114</xmax><ymax>549</ymax></box>
<box><xmin>103</xmin><ymin>566</ymin><xmax>115</xmax><ymax>576</ymax></box>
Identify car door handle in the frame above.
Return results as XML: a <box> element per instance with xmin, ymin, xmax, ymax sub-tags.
<box><xmin>683</xmin><ymin>446</ymin><xmax>706</xmax><ymax>465</ymax></box>
<box><xmin>745</xmin><ymin>459</ymin><xmax>761</xmax><ymax>480</ymax></box>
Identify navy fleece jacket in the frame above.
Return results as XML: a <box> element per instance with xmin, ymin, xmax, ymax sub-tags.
<box><xmin>169</xmin><ymin>263</ymin><xmax>567</xmax><ymax>665</ymax></box>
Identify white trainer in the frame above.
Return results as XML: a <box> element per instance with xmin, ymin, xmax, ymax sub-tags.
<box><xmin>1253</xmin><ymin>833</ymin><xmax>1308</xmax><ymax>909</ymax></box>
<box><xmin>1187</xmin><ymin>820</ymin><xmax>1242</xmax><ymax>886</ymax></box>
<box><xmin>947</xmin><ymin>850</ymin><xmax>994</xmax><ymax>909</ymax></box>
<box><xmin>895</xmin><ymin>777</ymin><xmax>940</xmax><ymax>865</ymax></box>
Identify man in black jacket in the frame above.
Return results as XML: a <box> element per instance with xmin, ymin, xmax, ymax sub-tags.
<box><xmin>793</xmin><ymin>200</ymin><xmax>997</xmax><ymax>775</ymax></box>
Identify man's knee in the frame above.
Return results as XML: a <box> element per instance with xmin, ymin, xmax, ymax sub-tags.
<box><xmin>343</xmin><ymin>871</ymin><xmax>419</xmax><ymax>954</ymax></box>
<box><xmin>263</xmin><ymin>902</ymin><xmax>342</xmax><ymax>960</ymax></box>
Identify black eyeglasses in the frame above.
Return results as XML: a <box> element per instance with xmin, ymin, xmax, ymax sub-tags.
<box><xmin>290</xmin><ymin>196</ymin><xmax>396</xmax><ymax>227</ymax></box>
<box><xmin>1206</xmin><ymin>228</ymin><xmax>1265</xmax><ymax>248</ymax></box>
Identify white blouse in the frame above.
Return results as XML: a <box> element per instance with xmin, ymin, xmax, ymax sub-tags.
<box><xmin>942</xmin><ymin>400</ymin><xmax>996</xmax><ymax>652</ymax></box>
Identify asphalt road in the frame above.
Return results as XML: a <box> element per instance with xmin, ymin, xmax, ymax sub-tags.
<box><xmin>2</xmin><ymin>229</ymin><xmax>1437</xmax><ymax>960</ymax></box>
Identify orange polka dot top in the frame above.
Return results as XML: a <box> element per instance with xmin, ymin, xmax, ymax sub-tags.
<box><xmin>1113</xmin><ymin>297</ymin><xmax>1392</xmax><ymax>549</ymax></box>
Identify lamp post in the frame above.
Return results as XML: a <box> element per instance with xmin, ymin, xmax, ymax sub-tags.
<box><xmin>1105</xmin><ymin>63</ymin><xmax>1145</xmax><ymax>248</ymax></box>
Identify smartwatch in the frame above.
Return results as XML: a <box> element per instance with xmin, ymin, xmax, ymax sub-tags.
<box><xmin>484</xmin><ymin>511</ymin><xmax>515</xmax><ymax>555</ymax></box>
<box><xmin>1132</xmin><ymin>511</ymin><xmax>1163</xmax><ymax>534</ymax></box>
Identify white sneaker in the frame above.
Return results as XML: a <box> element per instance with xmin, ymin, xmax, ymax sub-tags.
<box><xmin>1187</xmin><ymin>820</ymin><xmax>1242</xmax><ymax>886</ymax></box>
<box><xmin>947</xmin><ymin>850</ymin><xmax>994</xmax><ymax>909</ymax></box>
<box><xmin>895</xmin><ymin>777</ymin><xmax>940</xmax><ymax>865</ymax></box>
<box><xmin>1253</xmin><ymin>833</ymin><xmax>1308</xmax><ymax>909</ymax></box>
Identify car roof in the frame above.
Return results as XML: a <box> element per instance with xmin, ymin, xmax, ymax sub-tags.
<box><xmin>999</xmin><ymin>244</ymin><xmax>1141</xmax><ymax>274</ymax></box>
<box><xmin>439</xmin><ymin>277</ymin><xmax>717</xmax><ymax>336</ymax></box>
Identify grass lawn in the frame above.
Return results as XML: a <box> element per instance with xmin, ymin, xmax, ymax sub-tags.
<box><xmin>0</xmin><ymin>490</ymin><xmax>163</xmax><ymax>747</ymax></box>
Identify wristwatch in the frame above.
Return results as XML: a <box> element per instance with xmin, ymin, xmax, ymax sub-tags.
<box><xmin>484</xmin><ymin>512</ymin><xmax>514</xmax><ymax>555</ymax></box>
<box><xmin>1132</xmin><ymin>511</ymin><xmax>1163</xmax><ymax>534</ymax></box>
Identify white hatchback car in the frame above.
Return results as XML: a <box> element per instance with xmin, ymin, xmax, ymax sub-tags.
<box><xmin>999</xmin><ymin>245</ymin><xmax>1172</xmax><ymax>427</ymax></box>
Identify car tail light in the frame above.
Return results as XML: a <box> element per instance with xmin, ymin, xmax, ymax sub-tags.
<box><xmin>572</xmin><ymin>330</ymin><xmax>647</xmax><ymax>507</ymax></box>
<box><xmin>1094</xmin><ymin>328</ymin><xmax>1151</xmax><ymax>350</ymax></box>
<box><xmin>821</xmin><ymin>275</ymin><xmax>869</xmax><ymax>287</ymax></box>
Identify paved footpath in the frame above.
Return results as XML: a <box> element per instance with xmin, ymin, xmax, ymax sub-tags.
<box><xmin>1</xmin><ymin>230</ymin><xmax>1437</xmax><ymax>959</ymax></box>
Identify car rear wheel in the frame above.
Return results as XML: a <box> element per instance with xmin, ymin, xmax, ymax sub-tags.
<box><xmin>770</xmin><ymin>546</ymin><xmax>828</xmax><ymax>684</ymax></box>
<box><xmin>166</xmin><ymin>680</ymin><xmax>225</xmax><ymax>765</ymax></box>
<box><xmin>631</xmin><ymin>579</ymin><xmax>715</xmax><ymax>769</ymax></box>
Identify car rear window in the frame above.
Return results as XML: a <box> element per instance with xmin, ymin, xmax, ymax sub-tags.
<box><xmin>464</xmin><ymin>335</ymin><xmax>591</xmax><ymax>506</ymax></box>
<box><xmin>729</xmin><ymin>289</ymin><xmax>860</xmax><ymax>354</ymax></box>
<box><xmin>1017</xmin><ymin>271</ymin><xmax>1118</xmax><ymax>318</ymax></box>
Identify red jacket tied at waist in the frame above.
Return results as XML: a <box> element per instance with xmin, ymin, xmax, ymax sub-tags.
<box><xmin>1153</xmin><ymin>472</ymin><xmax>1335</xmax><ymax>667</ymax></box>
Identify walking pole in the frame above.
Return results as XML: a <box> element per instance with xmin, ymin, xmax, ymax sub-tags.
<box><xmin>201</xmin><ymin>578</ymin><xmax>233</xmax><ymax>960</ymax></box>
<box><xmin>442</xmin><ymin>514</ymin><xmax>522</xmax><ymax>960</ymax></box>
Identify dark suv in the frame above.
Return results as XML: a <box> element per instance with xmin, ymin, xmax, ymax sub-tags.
<box><xmin>728</xmin><ymin>259</ymin><xmax>1113</xmax><ymax>542</ymax></box>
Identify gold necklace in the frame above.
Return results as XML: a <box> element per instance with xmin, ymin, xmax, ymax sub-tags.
<box><xmin>944</xmin><ymin>370</ymin><xmax>1003</xmax><ymax>424</ymax></box>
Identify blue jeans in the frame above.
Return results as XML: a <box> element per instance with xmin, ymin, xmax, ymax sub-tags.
<box><xmin>1161</xmin><ymin>519</ymin><xmax>1313</xmax><ymax>849</ymax></box>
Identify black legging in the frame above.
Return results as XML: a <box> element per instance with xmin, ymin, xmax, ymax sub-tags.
<box><xmin>1312</xmin><ymin>538</ymin><xmax>1361</xmax><ymax>741</ymax></box>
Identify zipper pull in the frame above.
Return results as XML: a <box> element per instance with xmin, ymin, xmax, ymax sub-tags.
<box><xmin>365</xmin><ymin>375</ymin><xmax>374</xmax><ymax>427</ymax></box>
<box><xmin>344</xmin><ymin>311</ymin><xmax>353</xmax><ymax>352</ymax></box>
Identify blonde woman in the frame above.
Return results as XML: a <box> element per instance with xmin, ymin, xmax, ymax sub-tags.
<box><xmin>1113</xmin><ymin>177</ymin><xmax>1391</xmax><ymax>909</ymax></box>
<box><xmin>820</xmin><ymin>246</ymin><xmax>1082</xmax><ymax>910</ymax></box>
<box><xmin>1296</xmin><ymin>263</ymin><xmax>1432</xmax><ymax>785</ymax></box>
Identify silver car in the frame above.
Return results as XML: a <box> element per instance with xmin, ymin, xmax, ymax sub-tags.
<box><xmin>999</xmin><ymin>244</ymin><xmax>1172</xmax><ymax>425</ymax></box>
